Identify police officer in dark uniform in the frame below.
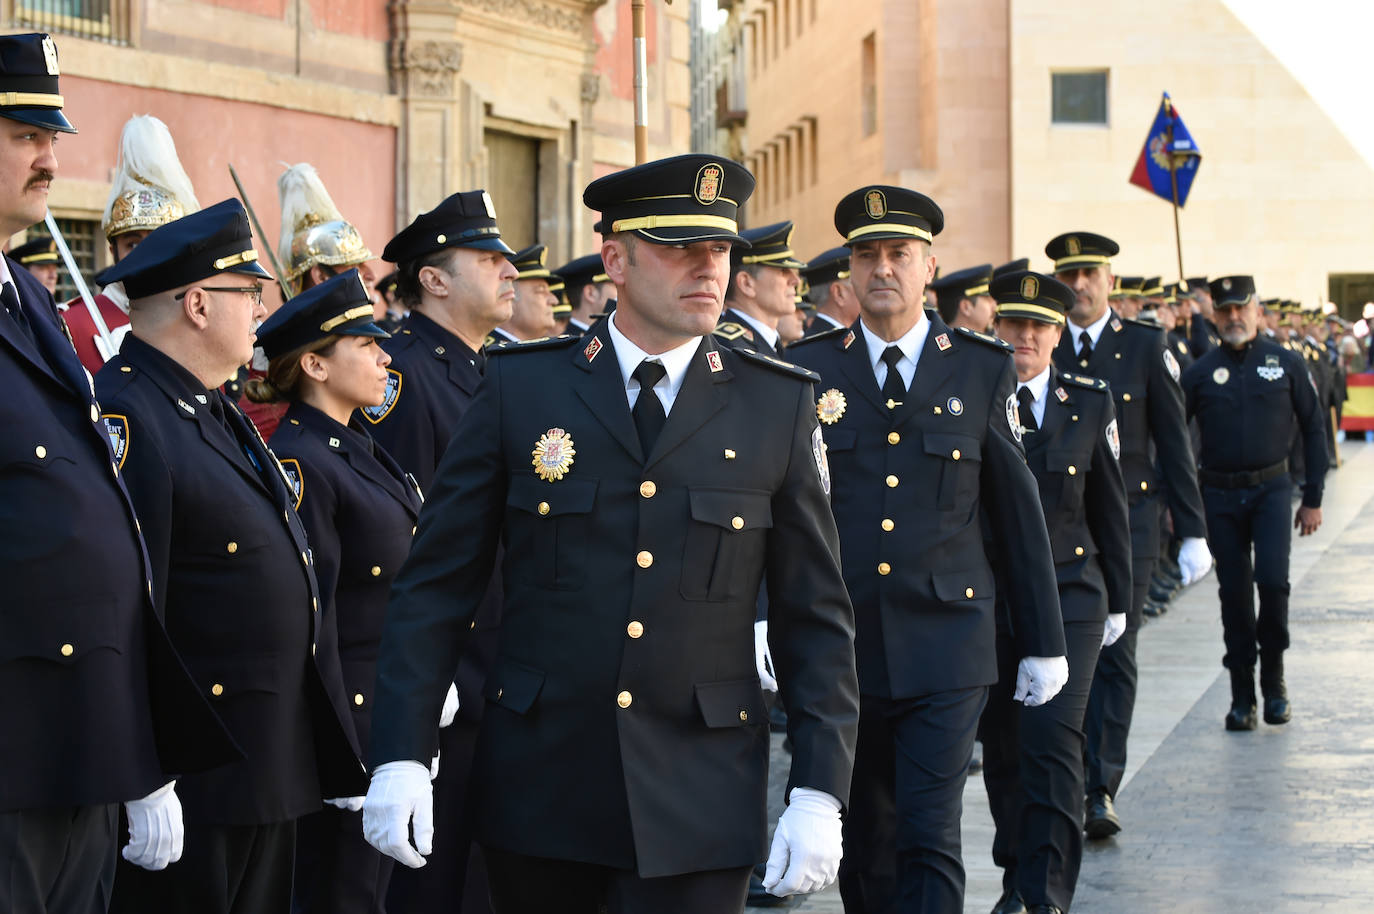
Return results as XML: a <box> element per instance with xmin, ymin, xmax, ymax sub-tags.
<box><xmin>0</xmin><ymin>34</ymin><xmax>235</xmax><ymax>913</ymax></box>
<box><xmin>1183</xmin><ymin>276</ymin><xmax>1220</xmax><ymax>357</ymax></box>
<box><xmin>789</xmin><ymin>187</ymin><xmax>1067</xmax><ymax>914</ymax></box>
<box><xmin>1181</xmin><ymin>276</ymin><xmax>1327</xmax><ymax>730</ymax></box>
<box><xmin>245</xmin><ymin>270</ymin><xmax>426</xmax><ymax>914</ymax></box>
<box><xmin>981</xmin><ymin>272</ymin><xmax>1132</xmax><ymax>914</ymax></box>
<box><xmin>1048</xmin><ymin>232</ymin><xmax>1210</xmax><ymax>841</ymax></box>
<box><xmin>929</xmin><ymin>263</ymin><xmax>995</xmax><ymax>333</ymax></box>
<box><xmin>9</xmin><ymin>236</ymin><xmax>60</xmax><ymax>294</ymax></box>
<box><xmin>557</xmin><ymin>251</ymin><xmax>614</xmax><ymax>333</ymax></box>
<box><xmin>714</xmin><ymin>220</ymin><xmax>806</xmax><ymax>356</ymax></box>
<box><xmin>486</xmin><ymin>243</ymin><xmax>562</xmax><ymax>349</ymax></box>
<box><xmin>361</xmin><ymin>154</ymin><xmax>859</xmax><ymax>914</ymax></box>
<box><xmin>800</xmin><ymin>246</ymin><xmax>857</xmax><ymax>337</ymax></box>
<box><xmin>94</xmin><ymin>200</ymin><xmax>367</xmax><ymax>913</ymax></box>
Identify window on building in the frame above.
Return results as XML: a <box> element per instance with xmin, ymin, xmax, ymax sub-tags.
<box><xmin>484</xmin><ymin>130</ymin><xmax>540</xmax><ymax>248</ymax></box>
<box><xmin>13</xmin><ymin>0</ymin><xmax>133</xmax><ymax>45</ymax></box>
<box><xmin>861</xmin><ymin>33</ymin><xmax>877</xmax><ymax>137</ymax></box>
<box><xmin>24</xmin><ymin>217</ymin><xmax>99</xmax><ymax>304</ymax></box>
<box><xmin>1052</xmin><ymin>71</ymin><xmax>1109</xmax><ymax>125</ymax></box>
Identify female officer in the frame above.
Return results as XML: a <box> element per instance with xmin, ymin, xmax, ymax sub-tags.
<box><xmin>247</xmin><ymin>269</ymin><xmax>446</xmax><ymax>914</ymax></box>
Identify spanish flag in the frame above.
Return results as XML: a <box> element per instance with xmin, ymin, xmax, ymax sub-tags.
<box><xmin>1341</xmin><ymin>374</ymin><xmax>1374</xmax><ymax>432</ymax></box>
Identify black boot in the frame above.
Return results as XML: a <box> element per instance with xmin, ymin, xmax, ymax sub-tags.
<box><xmin>1260</xmin><ymin>654</ymin><xmax>1291</xmax><ymax>725</ymax></box>
<box><xmin>1225</xmin><ymin>666</ymin><xmax>1258</xmax><ymax>731</ymax></box>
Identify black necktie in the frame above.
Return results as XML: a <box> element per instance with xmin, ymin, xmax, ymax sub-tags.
<box><xmin>631</xmin><ymin>359</ymin><xmax>667</xmax><ymax>455</ymax></box>
<box><xmin>1077</xmin><ymin>330</ymin><xmax>1093</xmax><ymax>367</ymax></box>
<box><xmin>1017</xmin><ymin>386</ymin><xmax>1038</xmax><ymax>433</ymax></box>
<box><xmin>2</xmin><ymin>282</ymin><xmax>35</xmax><ymax>347</ymax></box>
<box><xmin>879</xmin><ymin>345</ymin><xmax>906</xmax><ymax>410</ymax></box>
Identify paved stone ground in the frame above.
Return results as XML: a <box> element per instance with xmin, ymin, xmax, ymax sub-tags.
<box><xmin>764</xmin><ymin>442</ymin><xmax>1374</xmax><ymax>913</ymax></box>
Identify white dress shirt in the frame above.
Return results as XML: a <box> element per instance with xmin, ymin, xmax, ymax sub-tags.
<box><xmin>1066</xmin><ymin>306</ymin><xmax>1113</xmax><ymax>354</ymax></box>
<box><xmin>1017</xmin><ymin>366</ymin><xmax>1052</xmax><ymax>428</ymax></box>
<box><xmin>606</xmin><ymin>311</ymin><xmax>700</xmax><ymax>414</ymax></box>
<box><xmin>860</xmin><ymin>313</ymin><xmax>929</xmax><ymax>391</ymax></box>
<box><xmin>813</xmin><ymin>312</ymin><xmax>846</xmax><ymax>331</ymax></box>
<box><xmin>729</xmin><ymin>308</ymin><xmax>780</xmax><ymax>351</ymax></box>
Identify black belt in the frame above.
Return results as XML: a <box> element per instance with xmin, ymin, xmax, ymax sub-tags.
<box><xmin>1198</xmin><ymin>460</ymin><xmax>1288</xmax><ymax>489</ymax></box>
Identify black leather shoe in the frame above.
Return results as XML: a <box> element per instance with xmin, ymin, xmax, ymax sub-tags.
<box><xmin>1226</xmin><ymin>666</ymin><xmax>1258</xmax><ymax>730</ymax></box>
<box><xmin>1225</xmin><ymin>705</ymin><xmax>1258</xmax><ymax>730</ymax></box>
<box><xmin>1263</xmin><ymin>695</ymin><xmax>1291</xmax><ymax>725</ymax></box>
<box><xmin>1026</xmin><ymin>906</ymin><xmax>1063</xmax><ymax>914</ymax></box>
<box><xmin>1143</xmin><ymin>599</ymin><xmax>1167</xmax><ymax>618</ymax></box>
<box><xmin>746</xmin><ymin>864</ymin><xmax>789</xmax><ymax>907</ymax></box>
<box><xmin>990</xmin><ymin>889</ymin><xmax>1026</xmax><ymax>914</ymax></box>
<box><xmin>1083</xmin><ymin>790</ymin><xmax>1121</xmax><ymax>840</ymax></box>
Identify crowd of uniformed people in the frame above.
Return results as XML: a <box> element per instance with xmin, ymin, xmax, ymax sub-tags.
<box><xmin>2</xmin><ymin>30</ymin><xmax>1338</xmax><ymax>914</ymax></box>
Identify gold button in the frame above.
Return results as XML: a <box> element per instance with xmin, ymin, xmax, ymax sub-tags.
<box><xmin>877</xmin><ymin>562</ymin><xmax>891</xmax><ymax>575</ymax></box>
<box><xmin>495</xmin><ymin>687</ymin><xmax>503</xmax><ymax>700</ymax></box>
<box><xmin>538</xmin><ymin>501</ymin><xmax>550</xmax><ymax>515</ymax></box>
<box><xmin>887</xmin><ymin>432</ymin><xmax>900</xmax><ymax>445</ymax></box>
<box><xmin>34</xmin><ymin>445</ymin><xmax>46</xmax><ymax>459</ymax></box>
<box><xmin>627</xmin><ymin>621</ymin><xmax>644</xmax><ymax>639</ymax></box>
<box><xmin>370</xmin><ymin>565</ymin><xmax>381</xmax><ymax>576</ymax></box>
<box><xmin>1122</xmin><ymin>393</ymin><xmax>1132</xmax><ymax>402</ymax></box>
<box><xmin>951</xmin><ymin>449</ymin><xmax>961</xmax><ymax>461</ymax></box>
<box><xmin>436</xmin><ymin>233</ymin><xmax>447</xmax><ymax>244</ymax></box>
<box><xmin>211</xmin><ymin>683</ymin><xmax>224</xmax><ymax>697</ymax></box>
<box><xmin>226</xmin><ymin>541</ymin><xmax>238</xmax><ymax>554</ymax></box>
<box><xmin>731</xmin><ymin>516</ymin><xmax>745</xmax><ymax>530</ymax></box>
<box><xmin>965</xmin><ymin>587</ymin><xmax>975</xmax><ymax>598</ymax></box>
<box><xmin>1140</xmin><ymin>481</ymin><xmax>1148</xmax><ymax>491</ymax></box>
<box><xmin>1075</xmin><ymin>546</ymin><xmax>1085</xmax><ymax>556</ymax></box>
<box><xmin>312</xmin><ymin>598</ymin><xmax>318</xmax><ymax>611</ymax></box>
<box><xmin>1067</xmin><ymin>465</ymin><xmax>1077</xmax><ymax>476</ymax></box>
<box><xmin>636</xmin><ymin>551</ymin><xmax>653</xmax><ymax>568</ymax></box>
<box><xmin>302</xmin><ymin>551</ymin><xmax>310</xmax><ymax>565</ymax></box>
<box><xmin>60</xmin><ymin>643</ymin><xmax>73</xmax><ymax>657</ymax></box>
<box><xmin>724</xmin><ymin>449</ymin><xmax>736</xmax><ymax>459</ymax></box>
<box><xmin>120</xmin><ymin>365</ymin><xmax>132</xmax><ymax>373</ymax></box>
<box><xmin>90</xmin><ymin>405</ymin><xmax>99</xmax><ymax>423</ymax></box>
<box><xmin>881</xmin><ymin>518</ymin><xmax>895</xmax><ymax>532</ymax></box>
<box><xmin>412</xmin><ymin>526</ymin><xmax>417</xmax><ymax>535</ymax></box>
<box><xmin>640</xmin><ymin>480</ymin><xmax>657</xmax><ymax>498</ymax></box>
<box><xmin>470</xmin><ymin>620</ymin><xmax>476</xmax><ymax>629</ymax></box>
<box><xmin>312</xmin><ymin>643</ymin><xmax>317</xmax><ymax>656</ymax></box>
<box><xmin>739</xmin><ymin>710</ymin><xmax>749</xmax><ymax>722</ymax></box>
<box><xmin>354</xmin><ymin>693</ymin><xmax>365</xmax><ymax>706</ymax></box>
<box><xmin>886</xmin><ymin>475</ymin><xmax>899</xmax><ymax>488</ymax></box>
<box><xmin>933</xmin><ymin>406</ymin><xmax>942</xmax><ymax>415</ymax></box>
<box><xmin>617</xmin><ymin>690</ymin><xmax>633</xmax><ymax>709</ymax></box>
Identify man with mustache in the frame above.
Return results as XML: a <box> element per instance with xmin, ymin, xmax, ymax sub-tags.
<box><xmin>1179</xmin><ymin>276</ymin><xmax>1326</xmax><ymax>729</ymax></box>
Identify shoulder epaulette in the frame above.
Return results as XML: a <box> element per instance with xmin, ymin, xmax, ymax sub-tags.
<box><xmin>1120</xmin><ymin>316</ymin><xmax>1164</xmax><ymax>333</ymax></box>
<box><xmin>731</xmin><ymin>346</ymin><xmax>820</xmax><ymax>382</ymax></box>
<box><xmin>954</xmin><ymin>326</ymin><xmax>1013</xmax><ymax>352</ymax></box>
<box><xmin>98</xmin><ymin>361</ymin><xmax>139</xmax><ymax>397</ymax></box>
<box><xmin>713</xmin><ymin>321</ymin><xmax>752</xmax><ymax>342</ymax></box>
<box><xmin>786</xmin><ymin>325</ymin><xmax>847</xmax><ymax>348</ymax></box>
<box><xmin>1060</xmin><ymin>372</ymin><xmax>1110</xmax><ymax>392</ymax></box>
<box><xmin>486</xmin><ymin>334</ymin><xmax>580</xmax><ymax>356</ymax></box>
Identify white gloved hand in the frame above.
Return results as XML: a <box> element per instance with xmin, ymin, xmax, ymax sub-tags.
<box><xmin>362</xmin><ymin>760</ymin><xmax>433</xmax><ymax>868</ymax></box>
<box><xmin>123</xmin><ymin>781</ymin><xmax>183</xmax><ymax>871</ymax></box>
<box><xmin>1102</xmin><ymin>613</ymin><xmax>1126</xmax><ymax>648</ymax></box>
<box><xmin>762</xmin><ymin>787</ymin><xmax>843</xmax><ymax>897</ymax></box>
<box><xmin>1014</xmin><ymin>656</ymin><xmax>1069</xmax><ymax>707</ymax></box>
<box><xmin>325</xmin><ymin>796</ymin><xmax>365</xmax><ymax>812</ymax></box>
<box><xmin>439</xmin><ymin>683</ymin><xmax>460</xmax><ymax>728</ymax></box>
<box><xmin>754</xmin><ymin>620</ymin><xmax>779</xmax><ymax>693</ymax></box>
<box><xmin>430</xmin><ymin>751</ymin><xmax>441</xmax><ymax>781</ymax></box>
<box><xmin>1177</xmin><ymin>537</ymin><xmax>1213</xmax><ymax>586</ymax></box>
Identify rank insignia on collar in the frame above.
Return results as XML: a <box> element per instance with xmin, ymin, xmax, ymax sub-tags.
<box><xmin>935</xmin><ymin>333</ymin><xmax>952</xmax><ymax>352</ymax></box>
<box><xmin>843</xmin><ymin>330</ymin><xmax>856</xmax><ymax>349</ymax></box>
<box><xmin>328</xmin><ymin>437</ymin><xmax>341</xmax><ymax>449</ymax></box>
<box><xmin>532</xmin><ymin>427</ymin><xmax>576</xmax><ymax>482</ymax></box>
<box><xmin>1110</xmin><ymin>317</ymin><xmax>1123</xmax><ymax>332</ymax></box>
<box><xmin>817</xmin><ymin>388</ymin><xmax>847</xmax><ymax>424</ymax></box>
<box><xmin>1055</xmin><ymin>387</ymin><xmax>1068</xmax><ymax>402</ymax></box>
<box><xmin>583</xmin><ymin>337</ymin><xmax>603</xmax><ymax>363</ymax></box>
<box><xmin>706</xmin><ymin>350</ymin><xmax>723</xmax><ymax>373</ymax></box>
<box><xmin>103</xmin><ymin>414</ymin><xmax>129</xmax><ymax>470</ymax></box>
<box><xmin>195</xmin><ymin>394</ymin><xmax>208</xmax><ymax>404</ymax></box>
<box><xmin>947</xmin><ymin>396</ymin><xmax>964</xmax><ymax>415</ymax></box>
<box><xmin>1212</xmin><ymin>367</ymin><xmax>1230</xmax><ymax>385</ymax></box>
<box><xmin>361</xmin><ymin>369</ymin><xmax>402</xmax><ymax>424</ymax></box>
<box><xmin>177</xmin><ymin>399</ymin><xmax>195</xmax><ymax>415</ymax></box>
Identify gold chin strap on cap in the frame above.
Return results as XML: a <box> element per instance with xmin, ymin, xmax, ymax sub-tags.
<box><xmin>319</xmin><ymin>305</ymin><xmax>375</xmax><ymax>333</ymax></box>
<box><xmin>997</xmin><ymin>303</ymin><xmax>1066</xmax><ymax>324</ymax></box>
<box><xmin>213</xmin><ymin>249</ymin><xmax>259</xmax><ymax>271</ymax></box>
<box><xmin>846</xmin><ymin>223</ymin><xmax>933</xmax><ymax>244</ymax></box>
<box><xmin>964</xmin><ymin>283</ymin><xmax>990</xmax><ymax>297</ymax></box>
<box><xmin>611</xmin><ymin>215</ymin><xmax>739</xmax><ymax>234</ymax></box>
<box><xmin>0</xmin><ymin>92</ymin><xmax>63</xmax><ymax>108</ymax></box>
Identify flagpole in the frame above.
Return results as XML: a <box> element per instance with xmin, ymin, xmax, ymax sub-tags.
<box><xmin>631</xmin><ymin>0</ymin><xmax>649</xmax><ymax>164</ymax></box>
<box><xmin>1165</xmin><ymin>98</ymin><xmax>1185</xmax><ymax>280</ymax></box>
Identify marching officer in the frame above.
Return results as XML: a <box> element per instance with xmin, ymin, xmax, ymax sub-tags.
<box><xmin>789</xmin><ymin>186</ymin><xmax>1067</xmax><ymax>914</ymax></box>
<box><xmin>1181</xmin><ymin>276</ymin><xmax>1327</xmax><ymax>730</ymax></box>
<box><xmin>245</xmin><ymin>270</ymin><xmax>427</xmax><ymax>914</ymax></box>
<box><xmin>714</xmin><ymin>220</ymin><xmax>806</xmax><ymax>356</ymax></box>
<box><xmin>982</xmin><ymin>272</ymin><xmax>1132</xmax><ymax>914</ymax></box>
<box><xmin>0</xmin><ymin>34</ymin><xmax>234</xmax><ymax>912</ymax></box>
<box><xmin>361</xmin><ymin>154</ymin><xmax>859</xmax><ymax>913</ymax></box>
<box><xmin>800</xmin><ymin>246</ymin><xmax>857</xmax><ymax>336</ymax></box>
<box><xmin>1183</xmin><ymin>277</ymin><xmax>1220</xmax><ymax>356</ymax></box>
<box><xmin>556</xmin><ymin>251</ymin><xmax>614</xmax><ymax>333</ymax></box>
<box><xmin>95</xmin><ymin>200</ymin><xmax>367</xmax><ymax>913</ymax></box>
<box><xmin>929</xmin><ymin>263</ymin><xmax>996</xmax><ymax>333</ymax></box>
<box><xmin>9</xmin><ymin>237</ymin><xmax>60</xmax><ymax>294</ymax></box>
<box><xmin>1048</xmin><ymin>232</ymin><xmax>1210</xmax><ymax>841</ymax></box>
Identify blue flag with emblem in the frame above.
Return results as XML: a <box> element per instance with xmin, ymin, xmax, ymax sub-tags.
<box><xmin>1129</xmin><ymin>92</ymin><xmax>1201</xmax><ymax>207</ymax></box>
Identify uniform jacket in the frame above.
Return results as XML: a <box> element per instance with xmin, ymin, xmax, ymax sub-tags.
<box><xmin>1020</xmin><ymin>370</ymin><xmax>1132</xmax><ymax>623</ymax></box>
<box><xmin>1053</xmin><ymin>310</ymin><xmax>1205</xmax><ymax>560</ymax></box>
<box><xmin>788</xmin><ymin>315</ymin><xmax>1065</xmax><ymax>696</ymax></box>
<box><xmin>1182</xmin><ymin>337</ymin><xmax>1327</xmax><ymax>508</ymax></box>
<box><xmin>1</xmin><ymin>260</ymin><xmax>233</xmax><ymax>812</ymax></box>
<box><xmin>370</xmin><ymin>327</ymin><xmax>859</xmax><ymax>878</ymax></box>
<box><xmin>713</xmin><ymin>307</ymin><xmax>779</xmax><ymax>356</ymax></box>
<box><xmin>95</xmin><ymin>336</ymin><xmax>367</xmax><ymax>824</ymax></box>
<box><xmin>61</xmin><ymin>287</ymin><xmax>131</xmax><ymax>375</ymax></box>
<box><xmin>269</xmin><ymin>402</ymin><xmax>422</xmax><ymax>755</ymax></box>
<box><xmin>1188</xmin><ymin>315</ymin><xmax>1220</xmax><ymax>359</ymax></box>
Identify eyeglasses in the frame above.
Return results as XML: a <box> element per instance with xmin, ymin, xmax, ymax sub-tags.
<box><xmin>174</xmin><ymin>286</ymin><xmax>265</xmax><ymax>307</ymax></box>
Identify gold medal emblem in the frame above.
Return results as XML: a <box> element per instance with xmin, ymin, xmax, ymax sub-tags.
<box><xmin>1066</xmin><ymin>236</ymin><xmax>1081</xmax><ymax>257</ymax></box>
<box><xmin>532</xmin><ymin>428</ymin><xmax>576</xmax><ymax>481</ymax></box>
<box><xmin>1021</xmin><ymin>275</ymin><xmax>1039</xmax><ymax>300</ymax></box>
<box><xmin>695</xmin><ymin>163</ymin><xmax>723</xmax><ymax>204</ymax></box>
<box><xmin>817</xmin><ymin>389</ymin><xmax>847</xmax><ymax>425</ymax></box>
<box><xmin>865</xmin><ymin>189</ymin><xmax>887</xmax><ymax>219</ymax></box>
<box><xmin>1213</xmin><ymin>367</ymin><xmax>1230</xmax><ymax>385</ymax></box>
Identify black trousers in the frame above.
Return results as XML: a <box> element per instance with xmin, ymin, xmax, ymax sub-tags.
<box><xmin>982</xmin><ymin>619</ymin><xmax>1102</xmax><ymax>912</ymax></box>
<box><xmin>1202</xmin><ymin>475</ymin><xmax>1293</xmax><ymax>669</ymax></box>
<box><xmin>110</xmin><ymin>819</ymin><xmax>295</xmax><ymax>914</ymax></box>
<box><xmin>386</xmin><ymin>717</ymin><xmax>493</xmax><ymax>914</ymax></box>
<box><xmin>293</xmin><ymin>805</ymin><xmax>394</xmax><ymax>914</ymax></box>
<box><xmin>838</xmin><ymin>687</ymin><xmax>988</xmax><ymax>914</ymax></box>
<box><xmin>482</xmin><ymin>846</ymin><xmax>751</xmax><ymax>914</ymax></box>
<box><xmin>1082</xmin><ymin>553</ymin><xmax>1152</xmax><ymax>800</ymax></box>
<box><xmin>0</xmin><ymin>803</ymin><xmax>117</xmax><ymax>914</ymax></box>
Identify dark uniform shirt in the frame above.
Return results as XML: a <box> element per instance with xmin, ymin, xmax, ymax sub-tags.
<box><xmin>713</xmin><ymin>306</ymin><xmax>779</xmax><ymax>357</ymax></box>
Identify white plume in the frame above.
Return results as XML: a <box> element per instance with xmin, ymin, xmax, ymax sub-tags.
<box><xmin>101</xmin><ymin>115</ymin><xmax>199</xmax><ymax>229</ymax></box>
<box><xmin>277</xmin><ymin>163</ymin><xmax>346</xmax><ymax>273</ymax></box>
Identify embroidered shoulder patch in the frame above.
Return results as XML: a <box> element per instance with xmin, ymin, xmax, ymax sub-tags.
<box><xmin>279</xmin><ymin>457</ymin><xmax>304</xmax><ymax>510</ymax></box>
<box><xmin>361</xmin><ymin>368</ymin><xmax>402</xmax><ymax>424</ymax></box>
<box><xmin>102</xmin><ymin>414</ymin><xmax>130</xmax><ymax>470</ymax></box>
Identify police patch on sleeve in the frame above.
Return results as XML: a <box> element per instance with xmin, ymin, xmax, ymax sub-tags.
<box><xmin>279</xmin><ymin>458</ymin><xmax>304</xmax><ymax>510</ymax></box>
<box><xmin>812</xmin><ymin>425</ymin><xmax>830</xmax><ymax>496</ymax></box>
<box><xmin>1162</xmin><ymin>348</ymin><xmax>1180</xmax><ymax>382</ymax></box>
<box><xmin>361</xmin><ymin>368</ymin><xmax>402</xmax><ymax>424</ymax></box>
<box><xmin>1105</xmin><ymin>418</ymin><xmax>1121</xmax><ymax>460</ymax></box>
<box><xmin>1006</xmin><ymin>394</ymin><xmax>1023</xmax><ymax>444</ymax></box>
<box><xmin>103</xmin><ymin>414</ymin><xmax>129</xmax><ymax>470</ymax></box>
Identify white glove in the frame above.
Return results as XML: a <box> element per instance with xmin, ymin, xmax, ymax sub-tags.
<box><xmin>754</xmin><ymin>620</ymin><xmax>779</xmax><ymax>693</ymax></box>
<box><xmin>430</xmin><ymin>751</ymin><xmax>441</xmax><ymax>780</ymax></box>
<box><xmin>439</xmin><ymin>683</ymin><xmax>460</xmax><ymax>728</ymax></box>
<box><xmin>325</xmin><ymin>796</ymin><xmax>365</xmax><ymax>812</ymax></box>
<box><xmin>762</xmin><ymin>787</ymin><xmax>843</xmax><ymax>897</ymax></box>
<box><xmin>123</xmin><ymin>781</ymin><xmax>183</xmax><ymax>871</ymax></box>
<box><xmin>362</xmin><ymin>760</ymin><xmax>433</xmax><ymax>868</ymax></box>
<box><xmin>1014</xmin><ymin>656</ymin><xmax>1069</xmax><ymax>707</ymax></box>
<box><xmin>1177</xmin><ymin>537</ymin><xmax>1214</xmax><ymax>586</ymax></box>
<box><xmin>1102</xmin><ymin>613</ymin><xmax>1126</xmax><ymax>648</ymax></box>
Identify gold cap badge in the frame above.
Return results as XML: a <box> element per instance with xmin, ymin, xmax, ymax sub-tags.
<box><xmin>1066</xmin><ymin>236</ymin><xmax>1081</xmax><ymax>256</ymax></box>
<box><xmin>1021</xmin><ymin>275</ymin><xmax>1039</xmax><ymax>300</ymax></box>
<box><xmin>865</xmin><ymin>189</ymin><xmax>887</xmax><ymax>219</ymax></box>
<box><xmin>694</xmin><ymin>163</ymin><xmax>723</xmax><ymax>205</ymax></box>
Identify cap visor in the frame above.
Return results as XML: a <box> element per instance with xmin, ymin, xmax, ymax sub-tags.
<box><xmin>632</xmin><ymin>226</ymin><xmax>750</xmax><ymax>247</ymax></box>
<box><xmin>1</xmin><ymin>108</ymin><xmax>76</xmax><ymax>134</ymax></box>
<box><xmin>461</xmin><ymin>238</ymin><xmax>516</xmax><ymax>254</ymax></box>
<box><xmin>228</xmin><ymin>261</ymin><xmax>275</xmax><ymax>281</ymax></box>
<box><xmin>335</xmin><ymin>319</ymin><xmax>391</xmax><ymax>340</ymax></box>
